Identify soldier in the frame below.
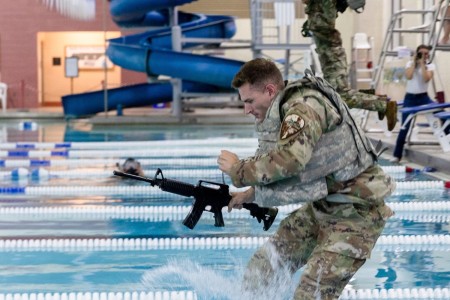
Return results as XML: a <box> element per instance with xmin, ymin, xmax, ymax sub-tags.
<box><xmin>217</xmin><ymin>58</ymin><xmax>395</xmax><ymax>299</ymax></box>
<box><xmin>301</xmin><ymin>0</ymin><xmax>398</xmax><ymax>131</ymax></box>
<box><xmin>116</xmin><ymin>158</ymin><xmax>144</xmax><ymax>176</ymax></box>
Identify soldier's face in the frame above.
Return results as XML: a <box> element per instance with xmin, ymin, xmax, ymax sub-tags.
<box><xmin>238</xmin><ymin>83</ymin><xmax>274</xmax><ymax>123</ymax></box>
<box><xmin>122</xmin><ymin>160</ymin><xmax>142</xmax><ymax>176</ymax></box>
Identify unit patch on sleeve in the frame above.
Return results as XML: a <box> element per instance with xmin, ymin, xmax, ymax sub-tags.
<box><xmin>280</xmin><ymin>114</ymin><xmax>305</xmax><ymax>140</ymax></box>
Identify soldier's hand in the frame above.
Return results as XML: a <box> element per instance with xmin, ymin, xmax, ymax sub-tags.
<box><xmin>217</xmin><ymin>150</ymin><xmax>239</xmax><ymax>175</ymax></box>
<box><xmin>228</xmin><ymin>187</ymin><xmax>255</xmax><ymax>212</ymax></box>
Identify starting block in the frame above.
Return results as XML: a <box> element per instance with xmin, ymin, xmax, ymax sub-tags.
<box><xmin>433</xmin><ymin>111</ymin><xmax>450</xmax><ymax>152</ymax></box>
<box><xmin>400</xmin><ymin>102</ymin><xmax>450</xmax><ymax>152</ymax></box>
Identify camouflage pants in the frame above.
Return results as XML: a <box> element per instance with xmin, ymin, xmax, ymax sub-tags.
<box><xmin>305</xmin><ymin>0</ymin><xmax>387</xmax><ymax>113</ymax></box>
<box><xmin>305</xmin><ymin>0</ymin><xmax>346</xmax><ymax>91</ymax></box>
<box><xmin>243</xmin><ymin>198</ymin><xmax>387</xmax><ymax>300</ymax></box>
<box><xmin>340</xmin><ymin>90</ymin><xmax>387</xmax><ymax>113</ymax></box>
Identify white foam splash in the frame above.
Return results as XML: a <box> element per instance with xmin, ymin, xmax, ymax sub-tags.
<box><xmin>141</xmin><ymin>259</ymin><xmax>242</xmax><ymax>299</ymax></box>
<box><xmin>141</xmin><ymin>254</ymin><xmax>298</xmax><ymax>300</ymax></box>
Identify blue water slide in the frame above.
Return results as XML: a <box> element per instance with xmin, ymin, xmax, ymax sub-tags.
<box><xmin>62</xmin><ymin>81</ymin><xmax>219</xmax><ymax>117</ymax></box>
<box><xmin>62</xmin><ymin>0</ymin><xmax>245</xmax><ymax>118</ymax></box>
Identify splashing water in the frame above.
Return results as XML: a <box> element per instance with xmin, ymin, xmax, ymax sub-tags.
<box><xmin>141</xmin><ymin>247</ymin><xmax>300</xmax><ymax>300</ymax></box>
<box><xmin>141</xmin><ymin>259</ymin><xmax>243</xmax><ymax>299</ymax></box>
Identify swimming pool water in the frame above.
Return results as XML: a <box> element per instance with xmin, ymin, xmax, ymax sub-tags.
<box><xmin>0</xmin><ymin>121</ymin><xmax>449</xmax><ymax>299</ymax></box>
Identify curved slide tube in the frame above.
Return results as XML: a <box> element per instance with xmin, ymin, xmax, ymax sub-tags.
<box><xmin>62</xmin><ymin>0</ymin><xmax>245</xmax><ymax>117</ymax></box>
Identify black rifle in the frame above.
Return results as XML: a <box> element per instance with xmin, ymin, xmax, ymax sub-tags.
<box><xmin>113</xmin><ymin>169</ymin><xmax>278</xmax><ymax>231</ymax></box>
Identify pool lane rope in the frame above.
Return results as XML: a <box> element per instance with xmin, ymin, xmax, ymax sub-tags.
<box><xmin>340</xmin><ymin>287</ymin><xmax>450</xmax><ymax>299</ymax></box>
<box><xmin>0</xmin><ymin>166</ymin><xmax>415</xmax><ymax>180</ymax></box>
<box><xmin>0</xmin><ymin>148</ymin><xmax>256</xmax><ymax>159</ymax></box>
<box><xmin>0</xmin><ymin>159</ymin><xmax>408</xmax><ymax>172</ymax></box>
<box><xmin>0</xmin><ymin>235</ymin><xmax>449</xmax><ymax>252</ymax></box>
<box><xmin>0</xmin><ymin>185</ymin><xmax>246</xmax><ymax>196</ymax></box>
<box><xmin>1</xmin><ymin>288</ymin><xmax>450</xmax><ymax>300</ymax></box>
<box><xmin>0</xmin><ymin>180</ymin><xmax>446</xmax><ymax>195</ymax></box>
<box><xmin>0</xmin><ymin>158</ymin><xmax>219</xmax><ymax>168</ymax></box>
<box><xmin>0</xmin><ymin>168</ymin><xmax>225</xmax><ymax>180</ymax></box>
<box><xmin>0</xmin><ymin>138</ymin><xmax>258</xmax><ymax>150</ymax></box>
<box><xmin>391</xmin><ymin>213</ymin><xmax>450</xmax><ymax>223</ymax></box>
<box><xmin>1</xmin><ymin>201</ymin><xmax>449</xmax><ymax>220</ymax></box>
<box><xmin>0</xmin><ymin>291</ymin><xmax>197</xmax><ymax>300</ymax></box>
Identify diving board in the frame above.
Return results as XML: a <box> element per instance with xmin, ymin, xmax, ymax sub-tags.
<box><xmin>400</xmin><ymin>102</ymin><xmax>450</xmax><ymax>152</ymax></box>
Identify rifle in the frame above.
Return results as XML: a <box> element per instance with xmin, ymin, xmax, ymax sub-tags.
<box><xmin>113</xmin><ymin>169</ymin><xmax>278</xmax><ymax>231</ymax></box>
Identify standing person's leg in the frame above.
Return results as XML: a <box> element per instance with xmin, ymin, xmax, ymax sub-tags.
<box><xmin>439</xmin><ymin>6</ymin><xmax>450</xmax><ymax>44</ymax></box>
<box><xmin>392</xmin><ymin>109</ymin><xmax>412</xmax><ymax>161</ymax></box>
<box><xmin>304</xmin><ymin>0</ymin><xmax>397</xmax><ymax>130</ymax></box>
<box><xmin>242</xmin><ymin>204</ymin><xmax>318</xmax><ymax>298</ymax></box>
<box><xmin>293</xmin><ymin>199</ymin><xmax>387</xmax><ymax>300</ymax></box>
<box><xmin>306</xmin><ymin>0</ymin><xmax>347</xmax><ymax>91</ymax></box>
<box><xmin>423</xmin><ymin>93</ymin><xmax>435</xmax><ymax>105</ymax></box>
<box><xmin>294</xmin><ymin>250</ymin><xmax>365</xmax><ymax>300</ymax></box>
<box><xmin>392</xmin><ymin>93</ymin><xmax>432</xmax><ymax>161</ymax></box>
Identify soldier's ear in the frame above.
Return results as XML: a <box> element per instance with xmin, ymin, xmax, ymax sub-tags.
<box><xmin>265</xmin><ymin>83</ymin><xmax>277</xmax><ymax>96</ymax></box>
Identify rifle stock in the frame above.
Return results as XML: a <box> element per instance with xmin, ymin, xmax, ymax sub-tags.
<box><xmin>113</xmin><ymin>169</ymin><xmax>278</xmax><ymax>231</ymax></box>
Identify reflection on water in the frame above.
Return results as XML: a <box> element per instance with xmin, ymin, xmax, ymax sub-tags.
<box><xmin>356</xmin><ymin>250</ymin><xmax>450</xmax><ymax>290</ymax></box>
<box><xmin>64</xmin><ymin>124</ymin><xmax>257</xmax><ymax>143</ymax></box>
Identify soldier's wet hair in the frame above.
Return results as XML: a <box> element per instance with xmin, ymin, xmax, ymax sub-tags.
<box><xmin>117</xmin><ymin>158</ymin><xmax>143</xmax><ymax>176</ymax></box>
<box><xmin>232</xmin><ymin>58</ymin><xmax>285</xmax><ymax>91</ymax></box>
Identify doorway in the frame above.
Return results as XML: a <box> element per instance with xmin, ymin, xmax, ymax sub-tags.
<box><xmin>37</xmin><ymin>31</ymin><xmax>121</xmax><ymax>106</ymax></box>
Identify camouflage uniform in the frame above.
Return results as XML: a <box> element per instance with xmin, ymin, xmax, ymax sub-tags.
<box><xmin>303</xmin><ymin>0</ymin><xmax>388</xmax><ymax>113</ymax></box>
<box><xmin>227</xmin><ymin>74</ymin><xmax>395</xmax><ymax>299</ymax></box>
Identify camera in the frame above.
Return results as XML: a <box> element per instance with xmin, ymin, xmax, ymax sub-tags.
<box><xmin>417</xmin><ymin>52</ymin><xmax>422</xmax><ymax>59</ymax></box>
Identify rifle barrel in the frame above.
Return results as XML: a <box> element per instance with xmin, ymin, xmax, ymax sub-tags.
<box><xmin>113</xmin><ymin>170</ymin><xmax>154</xmax><ymax>184</ymax></box>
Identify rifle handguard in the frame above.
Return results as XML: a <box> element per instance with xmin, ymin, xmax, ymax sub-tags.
<box><xmin>243</xmin><ymin>203</ymin><xmax>278</xmax><ymax>231</ymax></box>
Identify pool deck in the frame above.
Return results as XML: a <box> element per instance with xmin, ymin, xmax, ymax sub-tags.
<box><xmin>2</xmin><ymin>105</ymin><xmax>450</xmax><ymax>179</ymax></box>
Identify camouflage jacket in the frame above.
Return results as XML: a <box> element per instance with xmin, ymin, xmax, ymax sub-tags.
<box><xmin>228</xmin><ymin>74</ymin><xmax>395</xmax><ymax>207</ymax></box>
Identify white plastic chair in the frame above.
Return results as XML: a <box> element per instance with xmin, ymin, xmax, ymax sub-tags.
<box><xmin>0</xmin><ymin>82</ymin><xmax>7</xmax><ymax>112</ymax></box>
<box><xmin>353</xmin><ymin>33</ymin><xmax>371</xmax><ymax>49</ymax></box>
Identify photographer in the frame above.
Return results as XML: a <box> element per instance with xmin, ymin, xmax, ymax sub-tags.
<box><xmin>391</xmin><ymin>44</ymin><xmax>435</xmax><ymax>162</ymax></box>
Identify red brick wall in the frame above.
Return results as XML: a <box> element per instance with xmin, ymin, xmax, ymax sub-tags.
<box><xmin>0</xmin><ymin>0</ymin><xmax>145</xmax><ymax>108</ymax></box>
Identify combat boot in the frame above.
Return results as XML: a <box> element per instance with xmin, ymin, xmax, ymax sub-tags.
<box><xmin>372</xmin><ymin>93</ymin><xmax>390</xmax><ymax>121</ymax></box>
<box><xmin>385</xmin><ymin>101</ymin><xmax>398</xmax><ymax>131</ymax></box>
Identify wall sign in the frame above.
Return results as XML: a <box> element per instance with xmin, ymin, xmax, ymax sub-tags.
<box><xmin>65</xmin><ymin>46</ymin><xmax>113</xmax><ymax>70</ymax></box>
<box><xmin>65</xmin><ymin>56</ymin><xmax>79</xmax><ymax>78</ymax></box>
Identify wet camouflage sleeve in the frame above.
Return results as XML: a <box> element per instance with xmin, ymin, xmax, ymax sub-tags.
<box><xmin>228</xmin><ymin>92</ymin><xmax>341</xmax><ymax>188</ymax></box>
